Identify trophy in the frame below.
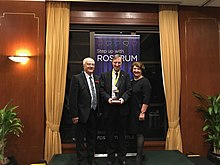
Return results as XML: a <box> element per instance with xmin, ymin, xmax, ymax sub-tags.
<box><xmin>112</xmin><ymin>86</ymin><xmax>120</xmax><ymax>103</ymax></box>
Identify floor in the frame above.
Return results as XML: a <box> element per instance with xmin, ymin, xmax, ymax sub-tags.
<box><xmin>48</xmin><ymin>150</ymin><xmax>214</xmax><ymax>165</ymax></box>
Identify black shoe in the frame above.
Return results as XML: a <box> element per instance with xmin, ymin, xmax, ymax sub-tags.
<box><xmin>135</xmin><ymin>159</ymin><xmax>142</xmax><ymax>165</ymax></box>
<box><xmin>119</xmin><ymin>160</ymin><xmax>127</xmax><ymax>165</ymax></box>
<box><xmin>135</xmin><ymin>155</ymin><xmax>142</xmax><ymax>165</ymax></box>
<box><xmin>106</xmin><ymin>161</ymin><xmax>113</xmax><ymax>165</ymax></box>
<box><xmin>77</xmin><ymin>160</ymin><xmax>87</xmax><ymax>165</ymax></box>
<box><xmin>87</xmin><ymin>157</ymin><xmax>97</xmax><ymax>165</ymax></box>
<box><xmin>87</xmin><ymin>160</ymin><xmax>97</xmax><ymax>165</ymax></box>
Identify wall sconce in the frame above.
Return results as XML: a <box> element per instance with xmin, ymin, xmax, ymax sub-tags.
<box><xmin>8</xmin><ymin>56</ymin><xmax>30</xmax><ymax>64</ymax></box>
<box><xmin>8</xmin><ymin>49</ymin><xmax>31</xmax><ymax>64</ymax></box>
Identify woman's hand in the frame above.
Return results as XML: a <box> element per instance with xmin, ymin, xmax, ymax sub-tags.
<box><xmin>139</xmin><ymin>112</ymin><xmax>145</xmax><ymax>121</ymax></box>
<box><xmin>72</xmin><ymin>117</ymin><xmax>79</xmax><ymax>124</ymax></box>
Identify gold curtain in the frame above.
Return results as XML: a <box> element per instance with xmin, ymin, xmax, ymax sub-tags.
<box><xmin>159</xmin><ymin>5</ymin><xmax>183</xmax><ymax>152</ymax></box>
<box><xmin>44</xmin><ymin>2</ymin><xmax>70</xmax><ymax>162</ymax></box>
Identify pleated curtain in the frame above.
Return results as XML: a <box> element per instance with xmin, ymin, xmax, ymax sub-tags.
<box><xmin>44</xmin><ymin>2</ymin><xmax>70</xmax><ymax>162</ymax></box>
<box><xmin>159</xmin><ymin>5</ymin><xmax>183</xmax><ymax>152</ymax></box>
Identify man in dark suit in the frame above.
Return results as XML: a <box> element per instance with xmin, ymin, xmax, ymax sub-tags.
<box><xmin>100</xmin><ymin>54</ymin><xmax>131</xmax><ymax>165</ymax></box>
<box><xmin>69</xmin><ymin>57</ymin><xmax>99</xmax><ymax>165</ymax></box>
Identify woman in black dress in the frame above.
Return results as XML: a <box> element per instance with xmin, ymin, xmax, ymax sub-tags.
<box><xmin>129</xmin><ymin>62</ymin><xmax>151</xmax><ymax>165</ymax></box>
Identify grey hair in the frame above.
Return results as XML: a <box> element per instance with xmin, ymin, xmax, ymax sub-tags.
<box><xmin>83</xmin><ymin>57</ymin><xmax>95</xmax><ymax>66</ymax></box>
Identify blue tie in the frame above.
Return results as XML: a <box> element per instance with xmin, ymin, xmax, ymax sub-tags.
<box><xmin>89</xmin><ymin>76</ymin><xmax>97</xmax><ymax>110</ymax></box>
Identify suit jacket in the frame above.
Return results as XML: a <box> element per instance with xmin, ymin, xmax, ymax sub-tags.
<box><xmin>100</xmin><ymin>70</ymin><xmax>131</xmax><ymax>118</ymax></box>
<box><xmin>69</xmin><ymin>72</ymin><xmax>100</xmax><ymax>123</ymax></box>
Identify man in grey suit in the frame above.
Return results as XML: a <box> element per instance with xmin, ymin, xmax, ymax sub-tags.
<box><xmin>100</xmin><ymin>54</ymin><xmax>131</xmax><ymax>165</ymax></box>
<box><xmin>69</xmin><ymin>57</ymin><xmax>99</xmax><ymax>165</ymax></box>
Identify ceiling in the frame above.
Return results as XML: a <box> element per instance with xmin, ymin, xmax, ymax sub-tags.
<box><xmin>136</xmin><ymin>0</ymin><xmax>220</xmax><ymax>7</ymax></box>
<box><xmin>50</xmin><ymin>0</ymin><xmax>220</xmax><ymax>7</ymax></box>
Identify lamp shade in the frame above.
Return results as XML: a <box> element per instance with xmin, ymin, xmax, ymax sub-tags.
<box><xmin>8</xmin><ymin>56</ymin><xmax>29</xmax><ymax>64</ymax></box>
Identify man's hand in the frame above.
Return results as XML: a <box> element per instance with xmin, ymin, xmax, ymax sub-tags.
<box><xmin>119</xmin><ymin>98</ymin><xmax>124</xmax><ymax>104</ymax></box>
<box><xmin>72</xmin><ymin>117</ymin><xmax>79</xmax><ymax>124</ymax></box>
<box><xmin>108</xmin><ymin>98</ymin><xmax>113</xmax><ymax>104</ymax></box>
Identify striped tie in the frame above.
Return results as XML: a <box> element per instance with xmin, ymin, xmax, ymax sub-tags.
<box><xmin>89</xmin><ymin>76</ymin><xmax>97</xmax><ymax>110</ymax></box>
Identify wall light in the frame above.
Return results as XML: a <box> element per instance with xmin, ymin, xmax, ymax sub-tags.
<box><xmin>8</xmin><ymin>49</ymin><xmax>31</xmax><ymax>64</ymax></box>
<box><xmin>8</xmin><ymin>56</ymin><xmax>30</xmax><ymax>64</ymax></box>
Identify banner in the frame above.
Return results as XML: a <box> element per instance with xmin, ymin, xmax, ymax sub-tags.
<box><xmin>94</xmin><ymin>34</ymin><xmax>140</xmax><ymax>77</ymax></box>
<box><xmin>94</xmin><ymin>34</ymin><xmax>140</xmax><ymax>153</ymax></box>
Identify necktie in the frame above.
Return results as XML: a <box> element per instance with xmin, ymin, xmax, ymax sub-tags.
<box><xmin>115</xmin><ymin>72</ymin><xmax>118</xmax><ymax>78</ymax></box>
<box><xmin>114</xmin><ymin>72</ymin><xmax>119</xmax><ymax>86</ymax></box>
<box><xmin>89</xmin><ymin>76</ymin><xmax>97</xmax><ymax>110</ymax></box>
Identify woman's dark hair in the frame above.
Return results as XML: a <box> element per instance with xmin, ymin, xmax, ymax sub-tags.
<box><xmin>130</xmin><ymin>61</ymin><xmax>145</xmax><ymax>72</ymax></box>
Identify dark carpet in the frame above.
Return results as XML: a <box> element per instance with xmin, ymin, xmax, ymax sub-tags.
<box><xmin>48</xmin><ymin>150</ymin><xmax>215</xmax><ymax>165</ymax></box>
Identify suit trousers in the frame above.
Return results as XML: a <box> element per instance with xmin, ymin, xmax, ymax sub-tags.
<box><xmin>75</xmin><ymin>110</ymin><xmax>97</xmax><ymax>164</ymax></box>
<box><xmin>105</xmin><ymin>106</ymin><xmax>127</xmax><ymax>162</ymax></box>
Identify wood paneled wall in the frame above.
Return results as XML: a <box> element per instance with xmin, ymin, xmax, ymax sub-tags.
<box><xmin>0</xmin><ymin>1</ymin><xmax>45</xmax><ymax>164</ymax></box>
<box><xmin>179</xmin><ymin>7</ymin><xmax>220</xmax><ymax>156</ymax></box>
<box><xmin>70</xmin><ymin>2</ymin><xmax>159</xmax><ymax>25</ymax></box>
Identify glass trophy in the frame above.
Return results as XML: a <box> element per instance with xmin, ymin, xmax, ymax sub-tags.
<box><xmin>112</xmin><ymin>86</ymin><xmax>120</xmax><ymax>103</ymax></box>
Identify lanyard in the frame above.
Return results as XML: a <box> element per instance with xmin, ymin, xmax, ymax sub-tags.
<box><xmin>112</xmin><ymin>70</ymin><xmax>120</xmax><ymax>86</ymax></box>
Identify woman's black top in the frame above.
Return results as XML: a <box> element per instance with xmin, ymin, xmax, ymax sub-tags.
<box><xmin>128</xmin><ymin>77</ymin><xmax>151</xmax><ymax>134</ymax></box>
